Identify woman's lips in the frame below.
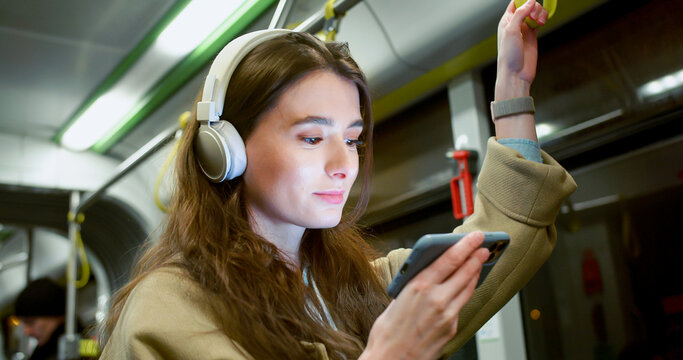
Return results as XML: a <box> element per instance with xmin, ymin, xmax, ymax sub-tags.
<box><xmin>314</xmin><ymin>191</ymin><xmax>344</xmax><ymax>205</ymax></box>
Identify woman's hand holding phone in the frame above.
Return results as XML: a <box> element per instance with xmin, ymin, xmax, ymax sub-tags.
<box><xmin>360</xmin><ymin>232</ymin><xmax>490</xmax><ymax>360</ymax></box>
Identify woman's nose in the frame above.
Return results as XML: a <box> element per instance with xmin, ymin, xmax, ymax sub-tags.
<box><xmin>325</xmin><ymin>138</ymin><xmax>355</xmax><ymax>179</ymax></box>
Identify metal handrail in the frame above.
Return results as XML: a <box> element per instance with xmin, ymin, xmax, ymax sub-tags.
<box><xmin>294</xmin><ymin>0</ymin><xmax>361</xmax><ymax>33</ymax></box>
<box><xmin>75</xmin><ymin>125</ymin><xmax>179</xmax><ymax>215</ymax></box>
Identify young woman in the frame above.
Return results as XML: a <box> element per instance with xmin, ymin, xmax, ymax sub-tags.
<box><xmin>100</xmin><ymin>1</ymin><xmax>576</xmax><ymax>359</ymax></box>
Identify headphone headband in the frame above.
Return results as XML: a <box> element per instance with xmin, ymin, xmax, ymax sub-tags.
<box><xmin>197</xmin><ymin>29</ymin><xmax>293</xmax><ymax>123</ymax></box>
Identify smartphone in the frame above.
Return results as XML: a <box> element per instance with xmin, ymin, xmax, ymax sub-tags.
<box><xmin>387</xmin><ymin>232</ymin><xmax>509</xmax><ymax>298</ymax></box>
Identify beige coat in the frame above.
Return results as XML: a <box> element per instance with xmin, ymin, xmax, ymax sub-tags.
<box><xmin>100</xmin><ymin>138</ymin><xmax>577</xmax><ymax>359</ymax></box>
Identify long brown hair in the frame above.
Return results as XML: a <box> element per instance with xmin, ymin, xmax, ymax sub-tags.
<box><xmin>102</xmin><ymin>32</ymin><xmax>390</xmax><ymax>359</ymax></box>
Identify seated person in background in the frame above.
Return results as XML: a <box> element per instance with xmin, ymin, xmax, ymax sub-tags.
<box><xmin>15</xmin><ymin>278</ymin><xmax>66</xmax><ymax>360</ymax></box>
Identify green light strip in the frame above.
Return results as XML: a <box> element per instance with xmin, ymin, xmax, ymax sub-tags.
<box><xmin>53</xmin><ymin>0</ymin><xmax>193</xmax><ymax>144</ymax></box>
<box><xmin>92</xmin><ymin>0</ymin><xmax>275</xmax><ymax>153</ymax></box>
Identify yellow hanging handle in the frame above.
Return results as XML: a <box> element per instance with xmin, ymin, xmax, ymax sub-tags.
<box><xmin>80</xmin><ymin>338</ymin><xmax>101</xmax><ymax>357</ymax></box>
<box><xmin>67</xmin><ymin>212</ymin><xmax>90</xmax><ymax>289</ymax></box>
<box><xmin>514</xmin><ymin>0</ymin><xmax>557</xmax><ymax>29</ymax></box>
<box><xmin>324</xmin><ymin>0</ymin><xmax>335</xmax><ymax>21</ymax></box>
<box><xmin>323</xmin><ymin>0</ymin><xmax>344</xmax><ymax>42</ymax></box>
<box><xmin>154</xmin><ymin>111</ymin><xmax>190</xmax><ymax>212</ymax></box>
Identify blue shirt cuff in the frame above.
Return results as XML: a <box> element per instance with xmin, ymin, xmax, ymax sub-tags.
<box><xmin>497</xmin><ymin>138</ymin><xmax>542</xmax><ymax>163</ymax></box>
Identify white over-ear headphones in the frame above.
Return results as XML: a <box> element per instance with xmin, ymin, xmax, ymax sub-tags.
<box><xmin>195</xmin><ymin>29</ymin><xmax>293</xmax><ymax>182</ymax></box>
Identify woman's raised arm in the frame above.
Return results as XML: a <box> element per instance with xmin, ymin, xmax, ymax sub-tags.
<box><xmin>360</xmin><ymin>1</ymin><xmax>569</xmax><ymax>359</ymax></box>
<box><xmin>493</xmin><ymin>0</ymin><xmax>548</xmax><ymax>141</ymax></box>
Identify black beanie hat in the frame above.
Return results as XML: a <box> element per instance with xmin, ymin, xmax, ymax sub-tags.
<box><xmin>15</xmin><ymin>278</ymin><xmax>66</xmax><ymax>317</ymax></box>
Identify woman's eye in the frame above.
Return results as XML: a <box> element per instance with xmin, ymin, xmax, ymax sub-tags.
<box><xmin>301</xmin><ymin>137</ymin><xmax>322</xmax><ymax>145</ymax></box>
<box><xmin>345</xmin><ymin>139</ymin><xmax>364</xmax><ymax>148</ymax></box>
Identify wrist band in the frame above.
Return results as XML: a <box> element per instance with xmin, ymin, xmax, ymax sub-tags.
<box><xmin>490</xmin><ymin>96</ymin><xmax>535</xmax><ymax>120</ymax></box>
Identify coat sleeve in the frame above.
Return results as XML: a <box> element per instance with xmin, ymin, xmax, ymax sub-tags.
<box><xmin>99</xmin><ymin>268</ymin><xmax>253</xmax><ymax>360</ymax></box>
<box><xmin>372</xmin><ymin>137</ymin><xmax>576</xmax><ymax>355</ymax></box>
<box><xmin>439</xmin><ymin>137</ymin><xmax>577</xmax><ymax>355</ymax></box>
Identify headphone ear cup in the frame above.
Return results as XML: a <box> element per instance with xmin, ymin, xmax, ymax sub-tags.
<box><xmin>195</xmin><ymin>121</ymin><xmax>246</xmax><ymax>182</ymax></box>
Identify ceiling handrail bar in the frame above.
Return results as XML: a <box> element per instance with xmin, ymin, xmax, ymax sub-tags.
<box><xmin>294</xmin><ymin>0</ymin><xmax>362</xmax><ymax>33</ymax></box>
<box><xmin>75</xmin><ymin>125</ymin><xmax>179</xmax><ymax>215</ymax></box>
<box><xmin>269</xmin><ymin>0</ymin><xmax>293</xmax><ymax>30</ymax></box>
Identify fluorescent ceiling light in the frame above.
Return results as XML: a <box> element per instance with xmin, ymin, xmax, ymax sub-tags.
<box><xmin>157</xmin><ymin>0</ymin><xmax>244</xmax><ymax>56</ymax></box>
<box><xmin>638</xmin><ymin>68</ymin><xmax>683</xmax><ymax>98</ymax></box>
<box><xmin>59</xmin><ymin>0</ymin><xmax>259</xmax><ymax>151</ymax></box>
<box><xmin>61</xmin><ymin>92</ymin><xmax>137</xmax><ymax>151</ymax></box>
